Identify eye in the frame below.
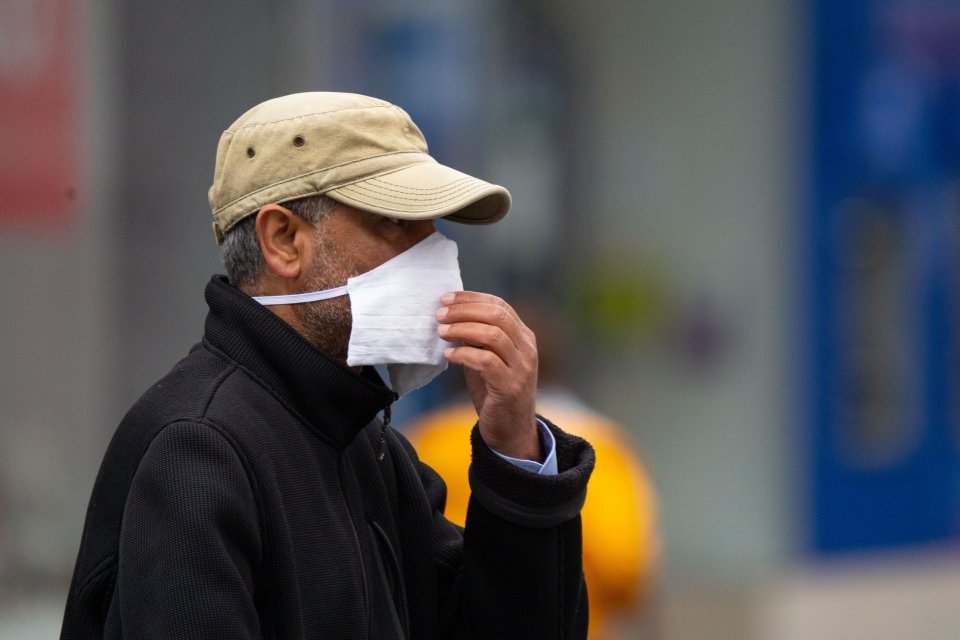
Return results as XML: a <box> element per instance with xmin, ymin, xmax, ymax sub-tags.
<box><xmin>387</xmin><ymin>217</ymin><xmax>403</xmax><ymax>226</ymax></box>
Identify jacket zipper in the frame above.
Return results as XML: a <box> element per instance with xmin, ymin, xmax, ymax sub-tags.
<box><xmin>377</xmin><ymin>392</ymin><xmax>399</xmax><ymax>462</ymax></box>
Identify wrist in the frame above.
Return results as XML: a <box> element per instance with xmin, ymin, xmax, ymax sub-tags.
<box><xmin>482</xmin><ymin>418</ymin><xmax>541</xmax><ymax>462</ymax></box>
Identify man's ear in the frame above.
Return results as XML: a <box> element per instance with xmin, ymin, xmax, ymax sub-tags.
<box><xmin>255</xmin><ymin>204</ymin><xmax>313</xmax><ymax>280</ymax></box>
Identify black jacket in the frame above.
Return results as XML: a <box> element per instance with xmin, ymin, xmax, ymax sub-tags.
<box><xmin>62</xmin><ymin>276</ymin><xmax>594</xmax><ymax>639</ymax></box>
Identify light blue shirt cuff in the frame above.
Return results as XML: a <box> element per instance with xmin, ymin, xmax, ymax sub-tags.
<box><xmin>489</xmin><ymin>418</ymin><xmax>558</xmax><ymax>475</ymax></box>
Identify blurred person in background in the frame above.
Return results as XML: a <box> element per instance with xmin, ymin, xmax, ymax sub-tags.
<box><xmin>60</xmin><ymin>92</ymin><xmax>595</xmax><ymax>639</ymax></box>
<box><xmin>407</xmin><ymin>302</ymin><xmax>660</xmax><ymax>638</ymax></box>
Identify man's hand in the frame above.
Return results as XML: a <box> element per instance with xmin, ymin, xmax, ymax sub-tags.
<box><xmin>437</xmin><ymin>291</ymin><xmax>541</xmax><ymax>461</ymax></box>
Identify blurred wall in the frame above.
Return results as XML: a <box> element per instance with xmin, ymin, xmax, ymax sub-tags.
<box><xmin>0</xmin><ymin>0</ymin><xmax>118</xmax><ymax>602</ymax></box>
<box><xmin>543</xmin><ymin>0</ymin><xmax>803</xmax><ymax>576</ymax></box>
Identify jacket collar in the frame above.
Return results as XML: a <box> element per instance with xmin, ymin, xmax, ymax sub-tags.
<box><xmin>202</xmin><ymin>275</ymin><xmax>395</xmax><ymax>447</ymax></box>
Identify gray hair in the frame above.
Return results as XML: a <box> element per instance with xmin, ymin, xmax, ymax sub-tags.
<box><xmin>220</xmin><ymin>195</ymin><xmax>340</xmax><ymax>287</ymax></box>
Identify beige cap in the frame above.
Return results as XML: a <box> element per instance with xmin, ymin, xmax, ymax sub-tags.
<box><xmin>208</xmin><ymin>92</ymin><xmax>511</xmax><ymax>243</ymax></box>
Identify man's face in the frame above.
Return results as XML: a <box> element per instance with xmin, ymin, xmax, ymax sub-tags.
<box><xmin>292</xmin><ymin>204</ymin><xmax>436</xmax><ymax>361</ymax></box>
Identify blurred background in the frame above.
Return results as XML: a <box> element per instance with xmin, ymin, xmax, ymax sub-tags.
<box><xmin>4</xmin><ymin>0</ymin><xmax>960</xmax><ymax>637</ymax></box>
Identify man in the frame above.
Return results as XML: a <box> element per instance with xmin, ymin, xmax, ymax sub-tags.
<box><xmin>61</xmin><ymin>92</ymin><xmax>595</xmax><ymax>639</ymax></box>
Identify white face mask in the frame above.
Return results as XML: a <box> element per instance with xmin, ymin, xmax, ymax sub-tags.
<box><xmin>252</xmin><ymin>231</ymin><xmax>462</xmax><ymax>396</ymax></box>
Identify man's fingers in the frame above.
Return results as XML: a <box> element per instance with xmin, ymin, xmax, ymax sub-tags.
<box><xmin>439</xmin><ymin>291</ymin><xmax>522</xmax><ymax>325</ymax></box>
<box><xmin>438</xmin><ymin>321</ymin><xmax>517</xmax><ymax>362</ymax></box>
<box><xmin>437</xmin><ymin>292</ymin><xmax>534</xmax><ymax>351</ymax></box>
<box><xmin>444</xmin><ymin>344</ymin><xmax>503</xmax><ymax>373</ymax></box>
<box><xmin>444</xmin><ymin>345</ymin><xmax>520</xmax><ymax>395</ymax></box>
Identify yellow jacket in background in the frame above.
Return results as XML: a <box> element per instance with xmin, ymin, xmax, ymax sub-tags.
<box><xmin>405</xmin><ymin>394</ymin><xmax>660</xmax><ymax>639</ymax></box>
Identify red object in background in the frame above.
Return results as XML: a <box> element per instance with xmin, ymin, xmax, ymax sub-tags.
<box><xmin>0</xmin><ymin>0</ymin><xmax>78</xmax><ymax>226</ymax></box>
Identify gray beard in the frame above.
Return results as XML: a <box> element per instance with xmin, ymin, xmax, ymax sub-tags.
<box><xmin>292</xmin><ymin>294</ymin><xmax>352</xmax><ymax>365</ymax></box>
<box><xmin>291</xmin><ymin>232</ymin><xmax>357</xmax><ymax>365</ymax></box>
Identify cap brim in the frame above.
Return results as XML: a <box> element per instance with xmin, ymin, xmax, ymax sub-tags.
<box><xmin>325</xmin><ymin>160</ymin><xmax>511</xmax><ymax>225</ymax></box>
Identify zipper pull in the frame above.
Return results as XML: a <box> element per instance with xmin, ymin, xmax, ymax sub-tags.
<box><xmin>378</xmin><ymin>393</ymin><xmax>399</xmax><ymax>462</ymax></box>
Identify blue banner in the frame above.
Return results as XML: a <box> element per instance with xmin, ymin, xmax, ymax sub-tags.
<box><xmin>810</xmin><ymin>0</ymin><xmax>960</xmax><ymax>552</ymax></box>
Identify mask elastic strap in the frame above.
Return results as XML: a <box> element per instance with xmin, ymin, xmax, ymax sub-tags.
<box><xmin>252</xmin><ymin>286</ymin><xmax>348</xmax><ymax>306</ymax></box>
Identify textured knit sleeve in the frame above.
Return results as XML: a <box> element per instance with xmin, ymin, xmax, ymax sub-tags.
<box><xmin>116</xmin><ymin>421</ymin><xmax>262</xmax><ymax>639</ymax></box>
<box><xmin>428</xmin><ymin>417</ymin><xmax>595</xmax><ymax>638</ymax></box>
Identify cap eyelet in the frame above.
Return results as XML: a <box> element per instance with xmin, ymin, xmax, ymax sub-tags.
<box><xmin>293</xmin><ymin>135</ymin><xmax>305</xmax><ymax>147</ymax></box>
<box><xmin>246</xmin><ymin>147</ymin><xmax>255</xmax><ymax>158</ymax></box>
